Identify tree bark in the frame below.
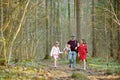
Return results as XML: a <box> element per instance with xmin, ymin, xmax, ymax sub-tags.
<box><xmin>76</xmin><ymin>0</ymin><xmax>81</xmax><ymax>41</ymax></box>
<box><xmin>49</xmin><ymin>0</ymin><xmax>53</xmax><ymax>53</ymax></box>
<box><xmin>109</xmin><ymin>0</ymin><xmax>114</xmax><ymax>57</ymax></box>
<box><xmin>68</xmin><ymin>0</ymin><xmax>71</xmax><ymax>38</ymax></box>
<box><xmin>116</xmin><ymin>0</ymin><xmax>120</xmax><ymax>62</ymax></box>
<box><xmin>56</xmin><ymin>1</ymin><xmax>60</xmax><ymax>41</ymax></box>
<box><xmin>92</xmin><ymin>0</ymin><xmax>96</xmax><ymax>57</ymax></box>
<box><xmin>44</xmin><ymin>0</ymin><xmax>49</xmax><ymax>59</ymax></box>
<box><xmin>0</xmin><ymin>0</ymin><xmax>8</xmax><ymax>64</ymax></box>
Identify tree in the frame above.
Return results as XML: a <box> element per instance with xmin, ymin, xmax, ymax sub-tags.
<box><xmin>116</xmin><ymin>0</ymin><xmax>120</xmax><ymax>62</ymax></box>
<box><xmin>68</xmin><ymin>0</ymin><xmax>71</xmax><ymax>38</ymax></box>
<box><xmin>76</xmin><ymin>0</ymin><xmax>81</xmax><ymax>40</ymax></box>
<box><xmin>109</xmin><ymin>0</ymin><xmax>114</xmax><ymax>57</ymax></box>
<box><xmin>91</xmin><ymin>0</ymin><xmax>96</xmax><ymax>57</ymax></box>
<box><xmin>8</xmin><ymin>0</ymin><xmax>30</xmax><ymax>64</ymax></box>
<box><xmin>0</xmin><ymin>0</ymin><xmax>7</xmax><ymax>64</ymax></box>
<box><xmin>56</xmin><ymin>0</ymin><xmax>60</xmax><ymax>41</ymax></box>
<box><xmin>44</xmin><ymin>0</ymin><xmax>49</xmax><ymax>59</ymax></box>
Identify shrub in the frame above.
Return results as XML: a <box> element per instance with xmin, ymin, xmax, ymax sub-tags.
<box><xmin>71</xmin><ymin>72</ymin><xmax>89</xmax><ymax>80</ymax></box>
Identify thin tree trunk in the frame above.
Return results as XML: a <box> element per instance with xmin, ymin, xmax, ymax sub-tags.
<box><xmin>74</xmin><ymin>0</ymin><xmax>76</xmax><ymax>33</ymax></box>
<box><xmin>109</xmin><ymin>0</ymin><xmax>114</xmax><ymax>57</ymax></box>
<box><xmin>8</xmin><ymin>0</ymin><xmax>30</xmax><ymax>64</ymax></box>
<box><xmin>50</xmin><ymin>0</ymin><xmax>53</xmax><ymax>48</ymax></box>
<box><xmin>92</xmin><ymin>0</ymin><xmax>96</xmax><ymax>57</ymax></box>
<box><xmin>53</xmin><ymin>1</ymin><xmax>56</xmax><ymax>42</ymax></box>
<box><xmin>76</xmin><ymin>0</ymin><xmax>81</xmax><ymax>41</ymax></box>
<box><xmin>117</xmin><ymin>24</ymin><xmax>120</xmax><ymax>62</ymax></box>
<box><xmin>104</xmin><ymin>11</ymin><xmax>109</xmax><ymax>66</ymax></box>
<box><xmin>44</xmin><ymin>0</ymin><xmax>49</xmax><ymax>59</ymax></box>
<box><xmin>116</xmin><ymin>0</ymin><xmax>120</xmax><ymax>62</ymax></box>
<box><xmin>56</xmin><ymin>1</ymin><xmax>60</xmax><ymax>41</ymax></box>
<box><xmin>0</xmin><ymin>0</ymin><xmax>7</xmax><ymax>64</ymax></box>
<box><xmin>1</xmin><ymin>0</ymin><xmax>3</xmax><ymax>28</ymax></box>
<box><xmin>68</xmin><ymin>0</ymin><xmax>71</xmax><ymax>38</ymax></box>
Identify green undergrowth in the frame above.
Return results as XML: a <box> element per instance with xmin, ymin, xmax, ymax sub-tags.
<box><xmin>0</xmin><ymin>58</ymin><xmax>5</xmax><ymax>65</ymax></box>
<box><xmin>72</xmin><ymin>72</ymin><xmax>89</xmax><ymax>80</ymax></box>
<box><xmin>87</xmin><ymin>57</ymin><xmax>120</xmax><ymax>74</ymax></box>
<box><xmin>0</xmin><ymin>60</ymin><xmax>49</xmax><ymax>80</ymax></box>
<box><xmin>0</xmin><ymin>64</ymin><xmax>47</xmax><ymax>80</ymax></box>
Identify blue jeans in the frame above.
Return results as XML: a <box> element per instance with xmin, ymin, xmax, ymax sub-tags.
<box><xmin>68</xmin><ymin>51</ymin><xmax>77</xmax><ymax>68</ymax></box>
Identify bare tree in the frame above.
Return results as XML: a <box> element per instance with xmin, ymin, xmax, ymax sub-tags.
<box><xmin>91</xmin><ymin>0</ymin><xmax>96</xmax><ymax>57</ymax></box>
<box><xmin>44</xmin><ymin>0</ymin><xmax>49</xmax><ymax>59</ymax></box>
<box><xmin>68</xmin><ymin>0</ymin><xmax>71</xmax><ymax>38</ymax></box>
<box><xmin>116</xmin><ymin>0</ymin><xmax>120</xmax><ymax>61</ymax></box>
<box><xmin>8</xmin><ymin>0</ymin><xmax>30</xmax><ymax>64</ymax></box>
<box><xmin>76</xmin><ymin>0</ymin><xmax>81</xmax><ymax>40</ymax></box>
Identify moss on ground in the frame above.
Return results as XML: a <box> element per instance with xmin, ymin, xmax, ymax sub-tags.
<box><xmin>72</xmin><ymin>72</ymin><xmax>89</xmax><ymax>80</ymax></box>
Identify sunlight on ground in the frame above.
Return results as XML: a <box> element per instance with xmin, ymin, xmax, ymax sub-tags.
<box><xmin>88</xmin><ymin>75</ymin><xmax>120</xmax><ymax>80</ymax></box>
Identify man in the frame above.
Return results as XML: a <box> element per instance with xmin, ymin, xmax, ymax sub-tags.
<box><xmin>67</xmin><ymin>34</ymin><xmax>78</xmax><ymax>68</ymax></box>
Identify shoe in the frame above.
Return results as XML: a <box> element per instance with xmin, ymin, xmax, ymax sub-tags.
<box><xmin>54</xmin><ymin>65</ymin><xmax>57</xmax><ymax>67</ymax></box>
<box><xmin>69</xmin><ymin>64</ymin><xmax>72</xmax><ymax>68</ymax></box>
<box><xmin>83</xmin><ymin>67</ymin><xmax>86</xmax><ymax>70</ymax></box>
<box><xmin>69</xmin><ymin>64</ymin><xmax>71</xmax><ymax>68</ymax></box>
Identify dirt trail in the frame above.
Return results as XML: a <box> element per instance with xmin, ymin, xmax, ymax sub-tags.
<box><xmin>41</xmin><ymin>60</ymin><xmax>120</xmax><ymax>80</ymax></box>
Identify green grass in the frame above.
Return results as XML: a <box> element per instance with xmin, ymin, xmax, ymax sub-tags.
<box><xmin>87</xmin><ymin>57</ymin><xmax>120</xmax><ymax>74</ymax></box>
<box><xmin>72</xmin><ymin>72</ymin><xmax>89</xmax><ymax>80</ymax></box>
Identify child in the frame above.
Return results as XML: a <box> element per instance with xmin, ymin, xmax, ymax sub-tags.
<box><xmin>63</xmin><ymin>44</ymin><xmax>71</xmax><ymax>60</ymax></box>
<box><xmin>50</xmin><ymin>41</ymin><xmax>62</xmax><ymax>67</ymax></box>
<box><xmin>63</xmin><ymin>44</ymin><xmax>71</xmax><ymax>55</ymax></box>
<box><xmin>78</xmin><ymin>39</ymin><xmax>88</xmax><ymax>70</ymax></box>
<box><xmin>63</xmin><ymin>44</ymin><xmax>73</xmax><ymax>68</ymax></box>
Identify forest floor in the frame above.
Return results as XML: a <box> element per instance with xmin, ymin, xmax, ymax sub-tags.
<box><xmin>39</xmin><ymin>59</ymin><xmax>120</xmax><ymax>80</ymax></box>
<box><xmin>0</xmin><ymin>57</ymin><xmax>120</xmax><ymax>80</ymax></box>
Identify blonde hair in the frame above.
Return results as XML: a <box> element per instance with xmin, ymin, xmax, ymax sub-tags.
<box><xmin>55</xmin><ymin>41</ymin><xmax>59</xmax><ymax>44</ymax></box>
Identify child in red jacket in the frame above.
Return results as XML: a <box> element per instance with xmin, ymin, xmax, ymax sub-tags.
<box><xmin>78</xmin><ymin>39</ymin><xmax>88</xmax><ymax>70</ymax></box>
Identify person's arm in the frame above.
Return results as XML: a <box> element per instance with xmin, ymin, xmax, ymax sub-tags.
<box><xmin>77</xmin><ymin>46</ymin><xmax>80</xmax><ymax>57</ymax></box>
<box><xmin>58</xmin><ymin>47</ymin><xmax>63</xmax><ymax>54</ymax></box>
<box><xmin>85</xmin><ymin>44</ymin><xmax>88</xmax><ymax>53</ymax></box>
<box><xmin>67</xmin><ymin>40</ymin><xmax>70</xmax><ymax>45</ymax></box>
<box><xmin>63</xmin><ymin>46</ymin><xmax>67</xmax><ymax>51</ymax></box>
<box><xmin>75</xmin><ymin>40</ymin><xmax>78</xmax><ymax>50</ymax></box>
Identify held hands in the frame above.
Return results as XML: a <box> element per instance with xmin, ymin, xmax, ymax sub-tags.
<box><xmin>59</xmin><ymin>51</ymin><xmax>63</xmax><ymax>54</ymax></box>
<box><xmin>50</xmin><ymin>54</ymin><xmax>53</xmax><ymax>57</ymax></box>
<box><xmin>75</xmin><ymin>47</ymin><xmax>77</xmax><ymax>50</ymax></box>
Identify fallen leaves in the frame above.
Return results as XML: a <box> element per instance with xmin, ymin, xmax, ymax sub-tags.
<box><xmin>88</xmin><ymin>75</ymin><xmax>120</xmax><ymax>80</ymax></box>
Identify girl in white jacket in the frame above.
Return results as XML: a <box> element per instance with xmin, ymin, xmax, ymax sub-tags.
<box><xmin>50</xmin><ymin>41</ymin><xmax>62</xmax><ymax>67</ymax></box>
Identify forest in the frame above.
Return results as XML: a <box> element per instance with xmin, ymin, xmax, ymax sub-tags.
<box><xmin>0</xmin><ymin>0</ymin><xmax>120</xmax><ymax>80</ymax></box>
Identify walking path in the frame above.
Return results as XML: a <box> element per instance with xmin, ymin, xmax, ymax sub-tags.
<box><xmin>41</xmin><ymin>60</ymin><xmax>120</xmax><ymax>80</ymax></box>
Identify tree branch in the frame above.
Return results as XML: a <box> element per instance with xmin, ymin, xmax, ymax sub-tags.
<box><xmin>8</xmin><ymin>0</ymin><xmax>30</xmax><ymax>64</ymax></box>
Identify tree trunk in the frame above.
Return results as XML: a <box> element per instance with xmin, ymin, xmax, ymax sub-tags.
<box><xmin>8</xmin><ymin>0</ymin><xmax>30</xmax><ymax>64</ymax></box>
<box><xmin>68</xmin><ymin>0</ymin><xmax>71</xmax><ymax>38</ymax></box>
<box><xmin>76</xmin><ymin>0</ymin><xmax>81</xmax><ymax>41</ymax></box>
<box><xmin>74</xmin><ymin>0</ymin><xmax>76</xmax><ymax>32</ymax></box>
<box><xmin>44</xmin><ymin>0</ymin><xmax>49</xmax><ymax>59</ymax></box>
<box><xmin>49</xmin><ymin>0</ymin><xmax>53</xmax><ymax>50</ymax></box>
<box><xmin>0</xmin><ymin>0</ymin><xmax>8</xmax><ymax>64</ymax></box>
<box><xmin>109</xmin><ymin>0</ymin><xmax>114</xmax><ymax>57</ymax></box>
<box><xmin>53</xmin><ymin>1</ymin><xmax>56</xmax><ymax>42</ymax></box>
<box><xmin>116</xmin><ymin>0</ymin><xmax>120</xmax><ymax>62</ymax></box>
<box><xmin>92</xmin><ymin>0</ymin><xmax>96</xmax><ymax>57</ymax></box>
<box><xmin>56</xmin><ymin>1</ymin><xmax>60</xmax><ymax>41</ymax></box>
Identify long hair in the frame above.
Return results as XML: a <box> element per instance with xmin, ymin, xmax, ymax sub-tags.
<box><xmin>82</xmin><ymin>39</ymin><xmax>87</xmax><ymax>44</ymax></box>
